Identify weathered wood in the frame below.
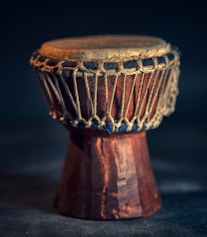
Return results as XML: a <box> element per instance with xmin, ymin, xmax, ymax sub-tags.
<box><xmin>54</xmin><ymin>131</ymin><xmax>161</xmax><ymax>219</ymax></box>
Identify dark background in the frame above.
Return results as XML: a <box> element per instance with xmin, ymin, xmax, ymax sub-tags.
<box><xmin>0</xmin><ymin>1</ymin><xmax>207</xmax><ymax>236</ymax></box>
<box><xmin>1</xmin><ymin>1</ymin><xmax>207</xmax><ymax>124</ymax></box>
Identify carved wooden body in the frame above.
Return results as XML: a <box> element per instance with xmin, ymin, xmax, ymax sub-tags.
<box><xmin>55</xmin><ymin>131</ymin><xmax>161</xmax><ymax>219</ymax></box>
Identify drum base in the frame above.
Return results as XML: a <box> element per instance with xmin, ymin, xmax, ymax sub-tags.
<box><xmin>54</xmin><ymin>131</ymin><xmax>161</xmax><ymax>220</ymax></box>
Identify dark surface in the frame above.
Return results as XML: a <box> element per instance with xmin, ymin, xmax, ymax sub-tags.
<box><xmin>1</xmin><ymin>119</ymin><xmax>207</xmax><ymax>237</ymax></box>
<box><xmin>1</xmin><ymin>0</ymin><xmax>207</xmax><ymax>236</ymax></box>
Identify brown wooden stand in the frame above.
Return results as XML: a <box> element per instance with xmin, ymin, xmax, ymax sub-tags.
<box><xmin>54</xmin><ymin>131</ymin><xmax>161</xmax><ymax>220</ymax></box>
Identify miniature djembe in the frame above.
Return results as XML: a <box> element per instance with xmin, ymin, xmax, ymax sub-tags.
<box><xmin>30</xmin><ymin>35</ymin><xmax>180</xmax><ymax>220</ymax></box>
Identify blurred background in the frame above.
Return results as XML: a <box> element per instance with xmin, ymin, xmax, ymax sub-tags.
<box><xmin>0</xmin><ymin>1</ymin><xmax>207</xmax><ymax>236</ymax></box>
<box><xmin>1</xmin><ymin>0</ymin><xmax>206</xmax><ymax>175</ymax></box>
<box><xmin>1</xmin><ymin>1</ymin><xmax>207</xmax><ymax>125</ymax></box>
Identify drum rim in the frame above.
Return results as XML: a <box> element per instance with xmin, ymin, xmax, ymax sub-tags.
<box><xmin>30</xmin><ymin>49</ymin><xmax>179</xmax><ymax>75</ymax></box>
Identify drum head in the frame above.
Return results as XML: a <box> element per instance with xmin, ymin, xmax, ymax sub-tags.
<box><xmin>38</xmin><ymin>35</ymin><xmax>170</xmax><ymax>60</ymax></box>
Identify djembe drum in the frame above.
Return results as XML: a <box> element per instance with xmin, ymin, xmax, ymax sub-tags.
<box><xmin>30</xmin><ymin>35</ymin><xmax>180</xmax><ymax>220</ymax></box>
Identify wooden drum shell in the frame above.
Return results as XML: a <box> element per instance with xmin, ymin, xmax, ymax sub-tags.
<box><xmin>30</xmin><ymin>35</ymin><xmax>180</xmax><ymax>220</ymax></box>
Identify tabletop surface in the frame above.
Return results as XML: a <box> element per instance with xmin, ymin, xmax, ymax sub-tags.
<box><xmin>0</xmin><ymin>119</ymin><xmax>207</xmax><ymax>237</ymax></box>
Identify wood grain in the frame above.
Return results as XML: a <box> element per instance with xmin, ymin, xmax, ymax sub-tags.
<box><xmin>54</xmin><ymin>131</ymin><xmax>161</xmax><ymax>220</ymax></box>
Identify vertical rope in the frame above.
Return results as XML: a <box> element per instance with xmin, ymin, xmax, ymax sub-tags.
<box><xmin>45</xmin><ymin>73</ymin><xmax>63</xmax><ymax>120</ymax></box>
<box><xmin>59</xmin><ymin>71</ymin><xmax>78</xmax><ymax>116</ymax></box>
<box><xmin>160</xmin><ymin>69</ymin><xmax>171</xmax><ymax>115</ymax></box>
<box><xmin>108</xmin><ymin>74</ymin><xmax>118</xmax><ymax>119</ymax></box>
<box><xmin>93</xmin><ymin>73</ymin><xmax>98</xmax><ymax>119</ymax></box>
<box><xmin>51</xmin><ymin>73</ymin><xmax>67</xmax><ymax>121</ymax></box>
<box><xmin>132</xmin><ymin>73</ymin><xmax>145</xmax><ymax>124</ymax></box>
<box><xmin>45</xmin><ymin>73</ymin><xmax>61</xmax><ymax>103</ymax></box>
<box><xmin>155</xmin><ymin>69</ymin><xmax>166</xmax><ymax>116</ymax></box>
<box><xmin>148</xmin><ymin>70</ymin><xmax>165</xmax><ymax>125</ymax></box>
<box><xmin>104</xmin><ymin>74</ymin><xmax>109</xmax><ymax>117</ymax></box>
<box><xmin>73</xmin><ymin>70</ymin><xmax>82</xmax><ymax>121</ymax></box>
<box><xmin>138</xmin><ymin>72</ymin><xmax>154</xmax><ymax>126</ymax></box>
<box><xmin>165</xmin><ymin>66</ymin><xmax>179</xmax><ymax>115</ymax></box>
<box><xmin>124</xmin><ymin>74</ymin><xmax>137</xmax><ymax>120</ymax></box>
<box><xmin>118</xmin><ymin>74</ymin><xmax>127</xmax><ymax>123</ymax></box>
<box><xmin>141</xmin><ymin>70</ymin><xmax>158</xmax><ymax>124</ymax></box>
<box><xmin>39</xmin><ymin>73</ymin><xmax>56</xmax><ymax>117</ymax></box>
<box><xmin>84</xmin><ymin>72</ymin><xmax>94</xmax><ymax>117</ymax></box>
<box><xmin>33</xmin><ymin>54</ymin><xmax>179</xmax><ymax>133</ymax></box>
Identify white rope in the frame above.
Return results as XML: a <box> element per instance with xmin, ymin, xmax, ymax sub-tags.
<box><xmin>39</xmin><ymin>72</ymin><xmax>56</xmax><ymax>118</ymax></box>
<box><xmin>44</xmin><ymin>73</ymin><xmax>63</xmax><ymax>120</ymax></box>
<box><xmin>148</xmin><ymin>70</ymin><xmax>165</xmax><ymax>123</ymax></box>
<box><xmin>73</xmin><ymin>70</ymin><xmax>82</xmax><ymax>122</ymax></box>
<box><xmin>104</xmin><ymin>74</ymin><xmax>109</xmax><ymax>116</ymax></box>
<box><xmin>33</xmin><ymin>53</ymin><xmax>180</xmax><ymax>132</ymax></box>
<box><xmin>158</xmin><ymin>69</ymin><xmax>169</xmax><ymax>115</ymax></box>
<box><xmin>118</xmin><ymin>74</ymin><xmax>127</xmax><ymax>124</ymax></box>
<box><xmin>93</xmin><ymin>73</ymin><xmax>98</xmax><ymax>118</ymax></box>
<box><xmin>124</xmin><ymin>74</ymin><xmax>137</xmax><ymax>120</ymax></box>
<box><xmin>165</xmin><ymin>66</ymin><xmax>179</xmax><ymax>115</ymax></box>
<box><xmin>138</xmin><ymin>72</ymin><xmax>153</xmax><ymax>127</ymax></box>
<box><xmin>108</xmin><ymin>75</ymin><xmax>118</xmax><ymax>119</ymax></box>
<box><xmin>51</xmin><ymin>73</ymin><xmax>67</xmax><ymax>121</ymax></box>
<box><xmin>84</xmin><ymin>72</ymin><xmax>94</xmax><ymax>122</ymax></box>
<box><xmin>59</xmin><ymin>71</ymin><xmax>78</xmax><ymax>117</ymax></box>
<box><xmin>143</xmin><ymin>70</ymin><xmax>159</xmax><ymax>125</ymax></box>
<box><xmin>131</xmin><ymin>72</ymin><xmax>145</xmax><ymax>125</ymax></box>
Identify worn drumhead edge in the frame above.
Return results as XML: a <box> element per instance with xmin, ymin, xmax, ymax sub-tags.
<box><xmin>38</xmin><ymin>35</ymin><xmax>171</xmax><ymax>60</ymax></box>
